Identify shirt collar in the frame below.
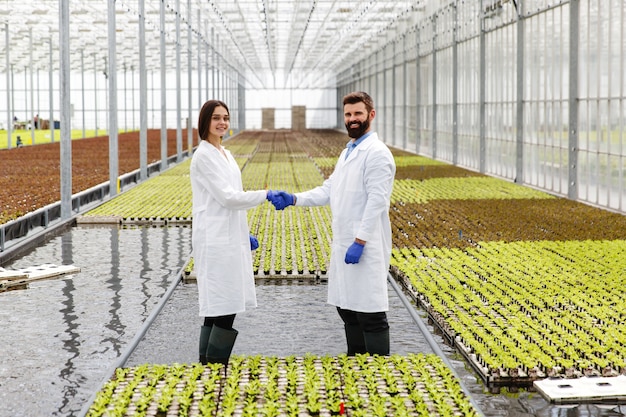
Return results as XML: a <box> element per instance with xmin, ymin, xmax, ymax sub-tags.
<box><xmin>346</xmin><ymin>131</ymin><xmax>373</xmax><ymax>149</ymax></box>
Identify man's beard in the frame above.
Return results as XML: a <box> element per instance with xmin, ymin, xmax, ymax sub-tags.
<box><xmin>345</xmin><ymin>117</ymin><xmax>370</xmax><ymax>139</ymax></box>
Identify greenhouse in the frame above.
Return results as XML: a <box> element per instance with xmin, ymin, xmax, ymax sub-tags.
<box><xmin>1</xmin><ymin>1</ymin><xmax>626</xmax><ymax>416</ymax></box>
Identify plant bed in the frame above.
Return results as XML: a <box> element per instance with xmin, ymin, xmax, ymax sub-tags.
<box><xmin>86</xmin><ymin>354</ymin><xmax>480</xmax><ymax>417</ymax></box>
<box><xmin>391</xmin><ymin>239</ymin><xmax>626</xmax><ymax>386</ymax></box>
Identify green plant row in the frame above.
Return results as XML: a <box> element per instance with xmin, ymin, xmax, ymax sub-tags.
<box><xmin>0</xmin><ymin>128</ymin><xmax>103</xmax><ymax>148</ymax></box>
<box><xmin>159</xmin><ymin>160</ymin><xmax>194</xmax><ymax>177</ymax></box>
<box><xmin>393</xmin><ymin>155</ymin><xmax>448</xmax><ymax>168</ymax></box>
<box><xmin>391</xmin><ymin>239</ymin><xmax>626</xmax><ymax>379</ymax></box>
<box><xmin>86</xmin><ymin>354</ymin><xmax>479</xmax><ymax>417</ymax></box>
<box><xmin>391</xmin><ymin>177</ymin><xmax>556</xmax><ymax>204</ymax></box>
<box><xmin>240</xmin><ymin>161</ymin><xmax>270</xmax><ymax>189</ymax></box>
<box><xmin>241</xmin><ymin>140</ymin><xmax>333</xmax><ymax>274</ymax></box>
<box><xmin>224</xmin><ymin>133</ymin><xmax>261</xmax><ymax>156</ymax></box>
<box><xmin>85</xmin><ymin>174</ymin><xmax>193</xmax><ymax>220</ymax></box>
<box><xmin>249</xmin><ymin>204</ymin><xmax>332</xmax><ymax>275</ymax></box>
<box><xmin>237</xmin><ymin>133</ymin><xmax>334</xmax><ymax>275</ymax></box>
<box><xmin>312</xmin><ymin>157</ymin><xmax>338</xmax><ymax>169</ymax></box>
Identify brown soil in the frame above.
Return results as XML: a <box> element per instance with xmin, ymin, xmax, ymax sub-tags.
<box><xmin>0</xmin><ymin>129</ymin><xmax>197</xmax><ymax>224</ymax></box>
<box><xmin>391</xmin><ymin>198</ymin><xmax>626</xmax><ymax>249</ymax></box>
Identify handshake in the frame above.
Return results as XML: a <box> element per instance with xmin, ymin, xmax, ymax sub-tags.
<box><xmin>266</xmin><ymin>190</ymin><xmax>296</xmax><ymax>210</ymax></box>
<box><xmin>264</xmin><ymin>189</ymin><xmax>364</xmax><ymax>264</ymax></box>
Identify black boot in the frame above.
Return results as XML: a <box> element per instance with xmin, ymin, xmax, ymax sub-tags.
<box><xmin>205</xmin><ymin>325</ymin><xmax>238</xmax><ymax>365</ymax></box>
<box><xmin>363</xmin><ymin>328</ymin><xmax>390</xmax><ymax>355</ymax></box>
<box><xmin>199</xmin><ymin>325</ymin><xmax>212</xmax><ymax>365</ymax></box>
<box><xmin>344</xmin><ymin>324</ymin><xmax>366</xmax><ymax>356</ymax></box>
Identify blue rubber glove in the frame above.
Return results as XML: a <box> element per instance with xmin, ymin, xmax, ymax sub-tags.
<box><xmin>266</xmin><ymin>190</ymin><xmax>279</xmax><ymax>202</ymax></box>
<box><xmin>267</xmin><ymin>190</ymin><xmax>284</xmax><ymax>209</ymax></box>
<box><xmin>276</xmin><ymin>191</ymin><xmax>295</xmax><ymax>209</ymax></box>
<box><xmin>267</xmin><ymin>190</ymin><xmax>285</xmax><ymax>210</ymax></box>
<box><xmin>249</xmin><ymin>234</ymin><xmax>259</xmax><ymax>251</ymax></box>
<box><xmin>267</xmin><ymin>190</ymin><xmax>295</xmax><ymax>210</ymax></box>
<box><xmin>344</xmin><ymin>242</ymin><xmax>365</xmax><ymax>264</ymax></box>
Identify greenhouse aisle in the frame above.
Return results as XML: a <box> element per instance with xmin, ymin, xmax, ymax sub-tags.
<box><xmin>125</xmin><ymin>280</ymin><xmax>438</xmax><ymax>364</ymax></box>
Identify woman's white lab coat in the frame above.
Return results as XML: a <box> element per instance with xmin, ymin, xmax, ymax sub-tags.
<box><xmin>295</xmin><ymin>132</ymin><xmax>396</xmax><ymax>312</ymax></box>
<box><xmin>190</xmin><ymin>140</ymin><xmax>266</xmax><ymax>317</ymax></box>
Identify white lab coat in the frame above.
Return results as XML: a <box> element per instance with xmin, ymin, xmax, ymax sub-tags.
<box><xmin>190</xmin><ymin>140</ymin><xmax>266</xmax><ymax>317</ymax></box>
<box><xmin>295</xmin><ymin>132</ymin><xmax>396</xmax><ymax>312</ymax></box>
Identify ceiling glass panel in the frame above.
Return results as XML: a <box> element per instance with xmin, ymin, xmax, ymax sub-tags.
<box><xmin>0</xmin><ymin>0</ymin><xmax>430</xmax><ymax>88</ymax></box>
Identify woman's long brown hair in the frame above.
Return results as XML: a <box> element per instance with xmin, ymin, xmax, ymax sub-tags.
<box><xmin>198</xmin><ymin>100</ymin><xmax>229</xmax><ymax>141</ymax></box>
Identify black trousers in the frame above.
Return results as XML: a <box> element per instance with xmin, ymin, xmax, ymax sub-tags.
<box><xmin>336</xmin><ymin>307</ymin><xmax>388</xmax><ymax>333</ymax></box>
<box><xmin>203</xmin><ymin>314</ymin><xmax>236</xmax><ymax>330</ymax></box>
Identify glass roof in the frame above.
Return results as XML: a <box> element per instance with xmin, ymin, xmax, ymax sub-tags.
<box><xmin>0</xmin><ymin>0</ymin><xmax>430</xmax><ymax>89</ymax></box>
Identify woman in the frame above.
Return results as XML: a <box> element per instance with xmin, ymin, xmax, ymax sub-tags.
<box><xmin>190</xmin><ymin>99</ymin><xmax>268</xmax><ymax>365</ymax></box>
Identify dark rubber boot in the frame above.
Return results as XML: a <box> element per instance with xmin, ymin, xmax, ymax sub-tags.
<box><xmin>344</xmin><ymin>324</ymin><xmax>366</xmax><ymax>356</ymax></box>
<box><xmin>364</xmin><ymin>328</ymin><xmax>390</xmax><ymax>356</ymax></box>
<box><xmin>205</xmin><ymin>325</ymin><xmax>238</xmax><ymax>365</ymax></box>
<box><xmin>199</xmin><ymin>325</ymin><xmax>212</xmax><ymax>365</ymax></box>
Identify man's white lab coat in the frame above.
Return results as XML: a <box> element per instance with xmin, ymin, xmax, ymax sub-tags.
<box><xmin>295</xmin><ymin>132</ymin><xmax>396</xmax><ymax>312</ymax></box>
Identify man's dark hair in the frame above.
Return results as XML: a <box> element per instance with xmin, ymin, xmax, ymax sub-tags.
<box><xmin>342</xmin><ymin>91</ymin><xmax>374</xmax><ymax>113</ymax></box>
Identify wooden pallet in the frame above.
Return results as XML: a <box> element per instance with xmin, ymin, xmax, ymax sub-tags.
<box><xmin>0</xmin><ymin>264</ymin><xmax>81</xmax><ymax>292</ymax></box>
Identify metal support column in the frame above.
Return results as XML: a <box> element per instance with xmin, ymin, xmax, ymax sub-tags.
<box><xmin>187</xmin><ymin>0</ymin><xmax>193</xmax><ymax>153</ymax></box>
<box><xmin>160</xmin><ymin>0</ymin><xmax>167</xmax><ymax>171</ymax></box>
<box><xmin>376</xmin><ymin>49</ymin><xmax>381</xmax><ymax>120</ymax></box>
<box><xmin>403</xmin><ymin>34</ymin><xmax>408</xmax><ymax>151</ymax></box>
<box><xmin>479</xmin><ymin>7</ymin><xmax>486</xmax><ymax>173</ymax></box>
<box><xmin>139</xmin><ymin>0</ymin><xmax>148</xmax><ymax>180</ymax></box>
<box><xmin>108</xmin><ymin>0</ymin><xmax>119</xmax><ymax>197</ymax></box>
<box><xmin>94</xmin><ymin>54</ymin><xmax>99</xmax><ymax>137</ymax></box>
<box><xmin>5</xmin><ymin>23</ymin><xmax>12</xmax><ymax>150</ymax></box>
<box><xmin>211</xmin><ymin>28</ymin><xmax>216</xmax><ymax>99</ymax></box>
<box><xmin>432</xmin><ymin>16</ymin><xmax>438</xmax><ymax>159</ymax></box>
<box><xmin>49</xmin><ymin>39</ymin><xmax>55</xmax><ymax>142</ymax></box>
<box><xmin>205</xmin><ymin>23</ymin><xmax>209</xmax><ymax>100</ymax></box>
<box><xmin>515</xmin><ymin>2</ymin><xmax>525</xmax><ymax>183</ymax></box>
<box><xmin>81</xmin><ymin>49</ymin><xmax>85</xmax><ymax>139</ymax></box>
<box><xmin>122</xmin><ymin>64</ymin><xmax>127</xmax><ymax>132</ymax></box>
<box><xmin>131</xmin><ymin>66</ymin><xmax>135</xmax><ymax>129</ymax></box>
<box><xmin>390</xmin><ymin>42</ymin><xmax>395</xmax><ymax>145</ymax></box>
<box><xmin>452</xmin><ymin>1</ymin><xmax>459</xmax><ymax>165</ymax></box>
<box><xmin>197</xmin><ymin>13</ymin><xmax>202</xmax><ymax>108</ymax></box>
<box><xmin>415</xmin><ymin>26</ymin><xmax>421</xmax><ymax>155</ymax></box>
<box><xmin>59</xmin><ymin>0</ymin><xmax>72</xmax><ymax>219</ymax></box>
<box><xmin>36</xmin><ymin>69</ymin><xmax>40</xmax><ymax>132</ymax></box>
<box><xmin>175</xmin><ymin>0</ymin><xmax>182</xmax><ymax>161</ymax></box>
<box><xmin>239</xmin><ymin>74</ymin><xmax>245</xmax><ymax>129</ymax></box>
<box><xmin>29</xmin><ymin>27</ymin><xmax>34</xmax><ymax>145</ymax></box>
<box><xmin>568</xmin><ymin>0</ymin><xmax>580</xmax><ymax>199</ymax></box>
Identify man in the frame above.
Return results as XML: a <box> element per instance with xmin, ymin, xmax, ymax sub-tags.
<box><xmin>269</xmin><ymin>91</ymin><xmax>396</xmax><ymax>355</ymax></box>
